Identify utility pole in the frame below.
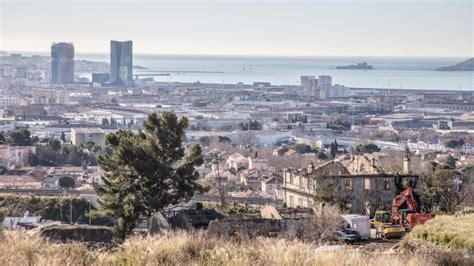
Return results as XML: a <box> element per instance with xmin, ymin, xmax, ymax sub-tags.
<box><xmin>213</xmin><ymin>153</ymin><xmax>225</xmax><ymax>207</ymax></box>
<box><xmin>88</xmin><ymin>197</ymin><xmax>92</xmax><ymax>225</ymax></box>
<box><xmin>59</xmin><ymin>190</ymin><xmax>63</xmax><ymax>223</ymax></box>
<box><xmin>69</xmin><ymin>197</ymin><xmax>73</xmax><ymax>224</ymax></box>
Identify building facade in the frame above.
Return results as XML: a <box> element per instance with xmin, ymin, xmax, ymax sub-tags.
<box><xmin>282</xmin><ymin>161</ymin><xmax>417</xmax><ymax>215</ymax></box>
<box><xmin>51</xmin><ymin>42</ymin><xmax>74</xmax><ymax>84</ymax></box>
<box><xmin>71</xmin><ymin>128</ymin><xmax>106</xmax><ymax>149</ymax></box>
<box><xmin>0</xmin><ymin>145</ymin><xmax>36</xmax><ymax>170</ymax></box>
<box><xmin>110</xmin><ymin>40</ymin><xmax>134</xmax><ymax>86</ymax></box>
<box><xmin>0</xmin><ymin>97</ymin><xmax>19</xmax><ymax>109</ymax></box>
<box><xmin>32</xmin><ymin>88</ymin><xmax>69</xmax><ymax>105</ymax></box>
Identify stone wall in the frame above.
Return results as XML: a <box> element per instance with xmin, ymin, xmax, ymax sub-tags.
<box><xmin>208</xmin><ymin>218</ymin><xmax>310</xmax><ymax>239</ymax></box>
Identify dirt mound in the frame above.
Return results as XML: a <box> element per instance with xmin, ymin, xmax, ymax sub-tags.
<box><xmin>40</xmin><ymin>225</ymin><xmax>113</xmax><ymax>243</ymax></box>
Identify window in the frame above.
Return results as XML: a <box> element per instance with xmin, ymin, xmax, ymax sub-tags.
<box><xmin>298</xmin><ymin>197</ymin><xmax>304</xmax><ymax>207</ymax></box>
<box><xmin>383</xmin><ymin>179</ymin><xmax>390</xmax><ymax>190</ymax></box>
<box><xmin>289</xmin><ymin>195</ymin><xmax>294</xmax><ymax>208</ymax></box>
<box><xmin>344</xmin><ymin>179</ymin><xmax>352</xmax><ymax>190</ymax></box>
<box><xmin>364</xmin><ymin>178</ymin><xmax>371</xmax><ymax>190</ymax></box>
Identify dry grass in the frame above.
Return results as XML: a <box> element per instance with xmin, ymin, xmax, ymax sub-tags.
<box><xmin>405</xmin><ymin>213</ymin><xmax>474</xmax><ymax>254</ymax></box>
<box><xmin>0</xmin><ymin>230</ymin><xmax>440</xmax><ymax>266</ymax></box>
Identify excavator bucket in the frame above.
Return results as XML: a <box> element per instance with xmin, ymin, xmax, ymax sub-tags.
<box><xmin>406</xmin><ymin>213</ymin><xmax>432</xmax><ymax>228</ymax></box>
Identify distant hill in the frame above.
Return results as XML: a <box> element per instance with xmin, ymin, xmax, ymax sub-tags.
<box><xmin>436</xmin><ymin>58</ymin><xmax>474</xmax><ymax>71</ymax></box>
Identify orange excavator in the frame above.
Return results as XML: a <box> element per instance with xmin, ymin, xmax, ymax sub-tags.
<box><xmin>391</xmin><ymin>187</ymin><xmax>432</xmax><ymax>230</ymax></box>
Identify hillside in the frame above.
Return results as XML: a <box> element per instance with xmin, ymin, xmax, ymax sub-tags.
<box><xmin>436</xmin><ymin>58</ymin><xmax>474</xmax><ymax>71</ymax></box>
<box><xmin>404</xmin><ymin>214</ymin><xmax>474</xmax><ymax>254</ymax></box>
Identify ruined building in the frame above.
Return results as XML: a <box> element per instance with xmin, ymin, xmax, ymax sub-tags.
<box><xmin>282</xmin><ymin>156</ymin><xmax>417</xmax><ymax>215</ymax></box>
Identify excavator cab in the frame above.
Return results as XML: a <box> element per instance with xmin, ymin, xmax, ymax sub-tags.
<box><xmin>371</xmin><ymin>211</ymin><xmax>391</xmax><ymax>227</ymax></box>
<box><xmin>371</xmin><ymin>211</ymin><xmax>405</xmax><ymax>239</ymax></box>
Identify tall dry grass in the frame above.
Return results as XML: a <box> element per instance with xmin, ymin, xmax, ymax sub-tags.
<box><xmin>404</xmin><ymin>213</ymin><xmax>474</xmax><ymax>254</ymax></box>
<box><xmin>0</xmin><ymin>230</ymin><xmax>439</xmax><ymax>266</ymax></box>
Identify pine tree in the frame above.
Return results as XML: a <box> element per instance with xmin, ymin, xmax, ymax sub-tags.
<box><xmin>330</xmin><ymin>140</ymin><xmax>338</xmax><ymax>159</ymax></box>
<box><xmin>93</xmin><ymin>112</ymin><xmax>205</xmax><ymax>241</ymax></box>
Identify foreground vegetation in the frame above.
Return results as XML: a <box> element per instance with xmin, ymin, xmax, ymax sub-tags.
<box><xmin>404</xmin><ymin>213</ymin><xmax>474</xmax><ymax>254</ymax></box>
<box><xmin>0</xmin><ymin>230</ymin><xmax>440</xmax><ymax>266</ymax></box>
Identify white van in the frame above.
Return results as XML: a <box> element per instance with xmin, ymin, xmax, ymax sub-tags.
<box><xmin>342</xmin><ymin>214</ymin><xmax>370</xmax><ymax>240</ymax></box>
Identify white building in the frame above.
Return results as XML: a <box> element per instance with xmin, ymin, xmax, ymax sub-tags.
<box><xmin>71</xmin><ymin>127</ymin><xmax>106</xmax><ymax>149</ymax></box>
<box><xmin>318</xmin><ymin>75</ymin><xmax>333</xmax><ymax>99</ymax></box>
<box><xmin>32</xmin><ymin>88</ymin><xmax>69</xmax><ymax>105</ymax></box>
<box><xmin>0</xmin><ymin>145</ymin><xmax>36</xmax><ymax>169</ymax></box>
<box><xmin>0</xmin><ymin>97</ymin><xmax>19</xmax><ymax>109</ymax></box>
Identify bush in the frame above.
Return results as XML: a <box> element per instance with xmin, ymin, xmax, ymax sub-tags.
<box><xmin>298</xmin><ymin>204</ymin><xmax>344</xmax><ymax>242</ymax></box>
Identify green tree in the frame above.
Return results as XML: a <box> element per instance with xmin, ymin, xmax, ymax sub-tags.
<box><xmin>418</xmin><ymin>168</ymin><xmax>465</xmax><ymax>213</ymax></box>
<box><xmin>355</xmin><ymin>143</ymin><xmax>381</xmax><ymax>154</ymax></box>
<box><xmin>93</xmin><ymin>112</ymin><xmax>205</xmax><ymax>241</ymax></box>
<box><xmin>102</xmin><ymin>118</ymin><xmax>110</xmax><ymax>127</ymax></box>
<box><xmin>313</xmin><ymin>177</ymin><xmax>349</xmax><ymax>210</ymax></box>
<box><xmin>58</xmin><ymin>176</ymin><xmax>76</xmax><ymax>189</ymax></box>
<box><xmin>445</xmin><ymin>155</ymin><xmax>457</xmax><ymax>169</ymax></box>
<box><xmin>6</xmin><ymin>128</ymin><xmax>34</xmax><ymax>146</ymax></box>
<box><xmin>318</xmin><ymin>150</ymin><xmax>329</xmax><ymax>160</ymax></box>
<box><xmin>330</xmin><ymin>140</ymin><xmax>338</xmax><ymax>159</ymax></box>
<box><xmin>0</xmin><ymin>132</ymin><xmax>6</xmax><ymax>144</ymax></box>
<box><xmin>48</xmin><ymin>139</ymin><xmax>61</xmax><ymax>152</ymax></box>
<box><xmin>445</xmin><ymin>139</ymin><xmax>464</xmax><ymax>149</ymax></box>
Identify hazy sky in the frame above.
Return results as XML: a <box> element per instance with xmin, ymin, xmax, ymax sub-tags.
<box><xmin>1</xmin><ymin>0</ymin><xmax>472</xmax><ymax>57</ymax></box>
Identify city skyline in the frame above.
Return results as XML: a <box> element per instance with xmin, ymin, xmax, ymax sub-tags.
<box><xmin>1</xmin><ymin>0</ymin><xmax>472</xmax><ymax>57</ymax></box>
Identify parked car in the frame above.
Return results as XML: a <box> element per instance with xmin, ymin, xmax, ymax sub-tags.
<box><xmin>334</xmin><ymin>229</ymin><xmax>362</xmax><ymax>244</ymax></box>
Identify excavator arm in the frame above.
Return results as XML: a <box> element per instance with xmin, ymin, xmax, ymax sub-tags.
<box><xmin>391</xmin><ymin>188</ymin><xmax>418</xmax><ymax>225</ymax></box>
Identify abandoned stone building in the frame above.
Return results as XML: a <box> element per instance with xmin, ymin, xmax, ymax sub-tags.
<box><xmin>283</xmin><ymin>155</ymin><xmax>417</xmax><ymax>215</ymax></box>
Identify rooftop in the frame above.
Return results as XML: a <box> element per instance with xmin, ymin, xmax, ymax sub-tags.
<box><xmin>71</xmin><ymin>127</ymin><xmax>104</xmax><ymax>134</ymax></box>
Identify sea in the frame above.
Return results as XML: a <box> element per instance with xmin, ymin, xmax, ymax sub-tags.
<box><xmin>25</xmin><ymin>52</ymin><xmax>474</xmax><ymax>91</ymax></box>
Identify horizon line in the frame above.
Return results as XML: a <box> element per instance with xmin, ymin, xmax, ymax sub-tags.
<box><xmin>2</xmin><ymin>50</ymin><xmax>471</xmax><ymax>59</ymax></box>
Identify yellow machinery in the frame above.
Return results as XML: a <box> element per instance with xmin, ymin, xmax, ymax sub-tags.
<box><xmin>371</xmin><ymin>211</ymin><xmax>405</xmax><ymax>239</ymax></box>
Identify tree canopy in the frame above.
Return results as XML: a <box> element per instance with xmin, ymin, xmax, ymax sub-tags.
<box><xmin>355</xmin><ymin>143</ymin><xmax>381</xmax><ymax>154</ymax></box>
<box><xmin>93</xmin><ymin>112</ymin><xmax>205</xmax><ymax>241</ymax></box>
<box><xmin>1</xmin><ymin>128</ymin><xmax>36</xmax><ymax>146</ymax></box>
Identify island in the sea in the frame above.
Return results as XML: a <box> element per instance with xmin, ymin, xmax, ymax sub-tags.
<box><xmin>436</xmin><ymin>58</ymin><xmax>474</xmax><ymax>71</ymax></box>
<box><xmin>336</xmin><ymin>62</ymin><xmax>373</xmax><ymax>70</ymax></box>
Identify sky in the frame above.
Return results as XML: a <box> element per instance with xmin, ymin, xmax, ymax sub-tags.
<box><xmin>0</xmin><ymin>0</ymin><xmax>472</xmax><ymax>57</ymax></box>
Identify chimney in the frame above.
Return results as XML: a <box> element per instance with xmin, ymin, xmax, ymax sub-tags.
<box><xmin>403</xmin><ymin>156</ymin><xmax>410</xmax><ymax>174</ymax></box>
<box><xmin>307</xmin><ymin>162</ymin><xmax>315</xmax><ymax>174</ymax></box>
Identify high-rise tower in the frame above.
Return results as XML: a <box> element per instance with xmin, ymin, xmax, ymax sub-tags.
<box><xmin>51</xmin><ymin>42</ymin><xmax>74</xmax><ymax>84</ymax></box>
<box><xmin>109</xmin><ymin>40</ymin><xmax>134</xmax><ymax>86</ymax></box>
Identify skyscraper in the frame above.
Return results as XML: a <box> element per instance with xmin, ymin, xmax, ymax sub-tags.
<box><xmin>51</xmin><ymin>42</ymin><xmax>74</xmax><ymax>84</ymax></box>
<box><xmin>109</xmin><ymin>40</ymin><xmax>134</xmax><ymax>86</ymax></box>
